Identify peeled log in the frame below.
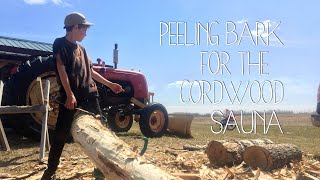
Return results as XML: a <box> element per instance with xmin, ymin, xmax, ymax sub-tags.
<box><xmin>206</xmin><ymin>139</ymin><xmax>274</xmax><ymax>167</ymax></box>
<box><xmin>71</xmin><ymin>114</ymin><xmax>177</xmax><ymax>180</ymax></box>
<box><xmin>243</xmin><ymin>144</ymin><xmax>302</xmax><ymax>171</ymax></box>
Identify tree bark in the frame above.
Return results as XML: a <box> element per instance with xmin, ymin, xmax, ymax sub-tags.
<box><xmin>243</xmin><ymin>144</ymin><xmax>302</xmax><ymax>171</ymax></box>
<box><xmin>71</xmin><ymin>114</ymin><xmax>177</xmax><ymax>180</ymax></box>
<box><xmin>206</xmin><ymin>139</ymin><xmax>274</xmax><ymax>167</ymax></box>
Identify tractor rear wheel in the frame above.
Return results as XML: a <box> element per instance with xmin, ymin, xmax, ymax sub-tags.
<box><xmin>26</xmin><ymin>71</ymin><xmax>60</xmax><ymax>131</ymax></box>
<box><xmin>139</xmin><ymin>103</ymin><xmax>168</xmax><ymax>137</ymax></box>
<box><xmin>3</xmin><ymin>56</ymin><xmax>60</xmax><ymax>139</ymax></box>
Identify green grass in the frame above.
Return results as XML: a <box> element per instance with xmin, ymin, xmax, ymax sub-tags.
<box><xmin>119</xmin><ymin>114</ymin><xmax>320</xmax><ymax>156</ymax></box>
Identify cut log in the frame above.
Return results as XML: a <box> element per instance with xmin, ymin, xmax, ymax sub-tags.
<box><xmin>206</xmin><ymin>139</ymin><xmax>274</xmax><ymax>167</ymax></box>
<box><xmin>71</xmin><ymin>114</ymin><xmax>178</xmax><ymax>180</ymax></box>
<box><xmin>243</xmin><ymin>144</ymin><xmax>302</xmax><ymax>171</ymax></box>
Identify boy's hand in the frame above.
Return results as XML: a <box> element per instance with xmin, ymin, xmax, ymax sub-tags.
<box><xmin>110</xmin><ymin>83</ymin><xmax>125</xmax><ymax>94</ymax></box>
<box><xmin>65</xmin><ymin>94</ymin><xmax>77</xmax><ymax>109</ymax></box>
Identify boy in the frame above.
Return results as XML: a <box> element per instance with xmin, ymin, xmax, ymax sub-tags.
<box><xmin>41</xmin><ymin>12</ymin><xmax>124</xmax><ymax>179</ymax></box>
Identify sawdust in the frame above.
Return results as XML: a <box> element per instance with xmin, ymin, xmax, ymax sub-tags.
<box><xmin>1</xmin><ymin>137</ymin><xmax>320</xmax><ymax>179</ymax></box>
<box><xmin>1</xmin><ymin>115</ymin><xmax>320</xmax><ymax>179</ymax></box>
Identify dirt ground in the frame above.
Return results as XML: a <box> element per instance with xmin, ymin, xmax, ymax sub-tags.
<box><xmin>0</xmin><ymin>114</ymin><xmax>320</xmax><ymax>179</ymax></box>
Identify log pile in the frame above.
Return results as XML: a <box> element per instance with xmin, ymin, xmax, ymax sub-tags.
<box><xmin>205</xmin><ymin>139</ymin><xmax>303</xmax><ymax>171</ymax></box>
<box><xmin>206</xmin><ymin>139</ymin><xmax>274</xmax><ymax>167</ymax></box>
<box><xmin>156</xmin><ymin>144</ymin><xmax>318</xmax><ymax>179</ymax></box>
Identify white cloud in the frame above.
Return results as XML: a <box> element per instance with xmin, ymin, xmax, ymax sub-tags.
<box><xmin>23</xmin><ymin>0</ymin><xmax>71</xmax><ymax>6</ymax></box>
<box><xmin>236</xmin><ymin>19</ymin><xmax>248</xmax><ymax>24</ymax></box>
<box><xmin>251</xmin><ymin>20</ymin><xmax>272</xmax><ymax>38</ymax></box>
<box><xmin>249</xmin><ymin>20</ymin><xmax>284</xmax><ymax>46</ymax></box>
<box><xmin>52</xmin><ymin>0</ymin><xmax>71</xmax><ymax>7</ymax></box>
<box><xmin>24</xmin><ymin>0</ymin><xmax>47</xmax><ymax>5</ymax></box>
<box><xmin>234</xmin><ymin>19</ymin><xmax>284</xmax><ymax>46</ymax></box>
<box><xmin>168</xmin><ymin>80</ymin><xmax>192</xmax><ymax>87</ymax></box>
<box><xmin>52</xmin><ymin>0</ymin><xmax>61</xmax><ymax>4</ymax></box>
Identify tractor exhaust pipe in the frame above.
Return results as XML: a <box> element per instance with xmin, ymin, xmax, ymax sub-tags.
<box><xmin>113</xmin><ymin>43</ymin><xmax>118</xmax><ymax>69</ymax></box>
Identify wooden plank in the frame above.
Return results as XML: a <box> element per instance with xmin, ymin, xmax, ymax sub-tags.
<box><xmin>0</xmin><ymin>119</ymin><xmax>10</xmax><ymax>151</ymax></box>
<box><xmin>130</xmin><ymin>97</ymin><xmax>146</xmax><ymax>108</ymax></box>
<box><xmin>40</xmin><ymin>80</ymin><xmax>50</xmax><ymax>162</ymax></box>
<box><xmin>37</xmin><ymin>77</ymin><xmax>44</xmax><ymax>105</ymax></box>
<box><xmin>0</xmin><ymin>81</ymin><xmax>10</xmax><ymax>151</ymax></box>
<box><xmin>0</xmin><ymin>105</ymin><xmax>46</xmax><ymax>114</ymax></box>
<box><xmin>45</xmin><ymin>128</ymin><xmax>50</xmax><ymax>151</ymax></box>
<box><xmin>0</xmin><ymin>81</ymin><xmax>3</xmax><ymax>107</ymax></box>
<box><xmin>36</xmin><ymin>77</ymin><xmax>51</xmax><ymax>151</ymax></box>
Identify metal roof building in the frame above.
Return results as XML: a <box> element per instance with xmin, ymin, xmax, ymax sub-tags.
<box><xmin>0</xmin><ymin>36</ymin><xmax>53</xmax><ymax>57</ymax></box>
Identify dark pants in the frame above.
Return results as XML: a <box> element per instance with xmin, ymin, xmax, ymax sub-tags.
<box><xmin>317</xmin><ymin>102</ymin><xmax>320</xmax><ymax>114</ymax></box>
<box><xmin>47</xmin><ymin>93</ymin><xmax>102</xmax><ymax>172</ymax></box>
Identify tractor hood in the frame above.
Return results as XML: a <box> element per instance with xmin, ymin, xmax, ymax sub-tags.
<box><xmin>93</xmin><ymin>66</ymin><xmax>149</xmax><ymax>99</ymax></box>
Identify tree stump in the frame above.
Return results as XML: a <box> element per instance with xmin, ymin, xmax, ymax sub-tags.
<box><xmin>243</xmin><ymin>144</ymin><xmax>302</xmax><ymax>171</ymax></box>
<box><xmin>71</xmin><ymin>114</ymin><xmax>177</xmax><ymax>179</ymax></box>
<box><xmin>206</xmin><ymin>139</ymin><xmax>274</xmax><ymax>167</ymax></box>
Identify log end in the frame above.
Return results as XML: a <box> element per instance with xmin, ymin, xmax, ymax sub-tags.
<box><xmin>244</xmin><ymin>144</ymin><xmax>302</xmax><ymax>171</ymax></box>
<box><xmin>206</xmin><ymin>141</ymin><xmax>230</xmax><ymax>166</ymax></box>
<box><xmin>243</xmin><ymin>146</ymin><xmax>271</xmax><ymax>170</ymax></box>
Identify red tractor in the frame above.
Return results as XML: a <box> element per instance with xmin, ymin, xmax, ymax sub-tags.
<box><xmin>0</xmin><ymin>36</ymin><xmax>168</xmax><ymax>138</ymax></box>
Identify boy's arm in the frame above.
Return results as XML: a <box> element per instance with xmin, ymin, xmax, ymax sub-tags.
<box><xmin>56</xmin><ymin>54</ymin><xmax>77</xmax><ymax>109</ymax></box>
<box><xmin>91</xmin><ymin>69</ymin><xmax>124</xmax><ymax>94</ymax></box>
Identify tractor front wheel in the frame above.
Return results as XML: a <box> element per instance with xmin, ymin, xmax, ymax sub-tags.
<box><xmin>139</xmin><ymin>103</ymin><xmax>168</xmax><ymax>138</ymax></box>
<box><xmin>107</xmin><ymin>108</ymin><xmax>133</xmax><ymax>132</ymax></box>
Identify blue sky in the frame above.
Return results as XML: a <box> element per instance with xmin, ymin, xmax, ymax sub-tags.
<box><xmin>1</xmin><ymin>1</ymin><xmax>319</xmax><ymax>113</ymax></box>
